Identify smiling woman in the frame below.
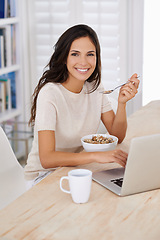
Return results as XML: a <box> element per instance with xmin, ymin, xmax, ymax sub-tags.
<box><xmin>24</xmin><ymin>24</ymin><xmax>139</xmax><ymax>184</ymax></box>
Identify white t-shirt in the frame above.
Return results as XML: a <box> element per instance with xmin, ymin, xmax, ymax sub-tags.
<box><xmin>24</xmin><ymin>81</ymin><xmax>112</xmax><ymax>180</ymax></box>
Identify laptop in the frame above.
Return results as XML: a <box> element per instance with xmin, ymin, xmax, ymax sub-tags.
<box><xmin>92</xmin><ymin>134</ymin><xmax>160</xmax><ymax>196</ymax></box>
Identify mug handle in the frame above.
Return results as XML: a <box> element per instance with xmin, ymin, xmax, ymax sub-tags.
<box><xmin>60</xmin><ymin>176</ymin><xmax>70</xmax><ymax>194</ymax></box>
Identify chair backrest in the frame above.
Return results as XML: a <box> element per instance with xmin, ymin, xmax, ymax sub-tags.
<box><xmin>0</xmin><ymin>126</ymin><xmax>27</xmax><ymax>210</ymax></box>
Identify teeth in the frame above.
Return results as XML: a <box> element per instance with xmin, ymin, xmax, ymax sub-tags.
<box><xmin>77</xmin><ymin>68</ymin><xmax>88</xmax><ymax>72</ymax></box>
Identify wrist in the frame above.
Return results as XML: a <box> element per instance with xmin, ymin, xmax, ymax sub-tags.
<box><xmin>80</xmin><ymin>151</ymin><xmax>98</xmax><ymax>164</ymax></box>
<box><xmin>88</xmin><ymin>152</ymin><xmax>99</xmax><ymax>163</ymax></box>
<box><xmin>117</xmin><ymin>102</ymin><xmax>126</xmax><ymax>110</ymax></box>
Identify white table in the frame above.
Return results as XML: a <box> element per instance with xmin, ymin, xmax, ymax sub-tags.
<box><xmin>0</xmin><ymin>100</ymin><xmax>160</xmax><ymax>240</ymax></box>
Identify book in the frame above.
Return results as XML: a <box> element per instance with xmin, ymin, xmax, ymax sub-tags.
<box><xmin>0</xmin><ymin>25</ymin><xmax>12</xmax><ymax>67</ymax></box>
<box><xmin>0</xmin><ymin>35</ymin><xmax>5</xmax><ymax>67</ymax></box>
<box><xmin>0</xmin><ymin>38</ymin><xmax>1</xmax><ymax>67</ymax></box>
<box><xmin>0</xmin><ymin>28</ymin><xmax>7</xmax><ymax>66</ymax></box>
<box><xmin>0</xmin><ymin>71</ymin><xmax>16</xmax><ymax>109</ymax></box>
<box><xmin>7</xmin><ymin>0</ymin><xmax>11</xmax><ymax>18</ymax></box>
<box><xmin>0</xmin><ymin>0</ymin><xmax>5</xmax><ymax>18</ymax></box>
<box><xmin>10</xmin><ymin>72</ymin><xmax>16</xmax><ymax>108</ymax></box>
<box><xmin>10</xmin><ymin>0</ymin><xmax>16</xmax><ymax>17</ymax></box>
<box><xmin>0</xmin><ymin>0</ymin><xmax>15</xmax><ymax>18</ymax></box>
<box><xmin>0</xmin><ymin>81</ymin><xmax>5</xmax><ymax>112</ymax></box>
<box><xmin>0</xmin><ymin>78</ymin><xmax>11</xmax><ymax>111</ymax></box>
<box><xmin>11</xmin><ymin>24</ymin><xmax>16</xmax><ymax>64</ymax></box>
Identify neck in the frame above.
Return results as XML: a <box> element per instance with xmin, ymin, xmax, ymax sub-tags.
<box><xmin>62</xmin><ymin>79</ymin><xmax>85</xmax><ymax>93</ymax></box>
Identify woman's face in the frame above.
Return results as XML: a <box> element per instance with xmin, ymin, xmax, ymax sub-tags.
<box><xmin>66</xmin><ymin>36</ymin><xmax>96</xmax><ymax>83</ymax></box>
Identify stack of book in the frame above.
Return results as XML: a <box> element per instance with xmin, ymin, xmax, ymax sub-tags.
<box><xmin>0</xmin><ymin>71</ymin><xmax>16</xmax><ymax>113</ymax></box>
<box><xmin>0</xmin><ymin>24</ymin><xmax>16</xmax><ymax>68</ymax></box>
<box><xmin>0</xmin><ymin>0</ymin><xmax>16</xmax><ymax>18</ymax></box>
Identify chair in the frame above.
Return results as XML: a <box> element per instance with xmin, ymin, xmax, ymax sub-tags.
<box><xmin>0</xmin><ymin>126</ymin><xmax>28</xmax><ymax>210</ymax></box>
<box><xmin>1</xmin><ymin>121</ymin><xmax>33</xmax><ymax>163</ymax></box>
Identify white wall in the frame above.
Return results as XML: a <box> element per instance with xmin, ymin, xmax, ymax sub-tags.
<box><xmin>143</xmin><ymin>0</ymin><xmax>160</xmax><ymax>105</ymax></box>
<box><xmin>126</xmin><ymin>0</ymin><xmax>144</xmax><ymax>115</ymax></box>
<box><xmin>22</xmin><ymin>0</ymin><xmax>144</xmax><ymax>120</ymax></box>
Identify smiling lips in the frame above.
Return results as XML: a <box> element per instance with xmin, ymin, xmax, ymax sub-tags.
<box><xmin>76</xmin><ymin>68</ymin><xmax>90</xmax><ymax>73</ymax></box>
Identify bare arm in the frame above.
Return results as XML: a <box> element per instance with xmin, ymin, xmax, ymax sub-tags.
<box><xmin>101</xmin><ymin>103</ymin><xmax>127</xmax><ymax>143</ymax></box>
<box><xmin>38</xmin><ymin>130</ymin><xmax>128</xmax><ymax>169</ymax></box>
<box><xmin>101</xmin><ymin>73</ymin><xmax>140</xmax><ymax>143</ymax></box>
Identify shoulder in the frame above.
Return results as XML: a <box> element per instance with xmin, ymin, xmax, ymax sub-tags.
<box><xmin>39</xmin><ymin>82</ymin><xmax>60</xmax><ymax>94</ymax></box>
<box><xmin>36</xmin><ymin>83</ymin><xmax>63</xmax><ymax>107</ymax></box>
<box><xmin>38</xmin><ymin>83</ymin><xmax>61</xmax><ymax>99</ymax></box>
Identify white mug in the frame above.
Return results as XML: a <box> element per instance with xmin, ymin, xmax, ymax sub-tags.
<box><xmin>60</xmin><ymin>169</ymin><xmax>92</xmax><ymax>204</ymax></box>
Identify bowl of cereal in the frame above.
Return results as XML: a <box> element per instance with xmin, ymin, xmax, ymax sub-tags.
<box><xmin>81</xmin><ymin>134</ymin><xmax>118</xmax><ymax>152</ymax></box>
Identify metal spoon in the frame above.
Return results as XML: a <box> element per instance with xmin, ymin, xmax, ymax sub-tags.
<box><xmin>100</xmin><ymin>76</ymin><xmax>140</xmax><ymax>94</ymax></box>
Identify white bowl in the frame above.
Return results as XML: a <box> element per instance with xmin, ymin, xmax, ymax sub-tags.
<box><xmin>81</xmin><ymin>134</ymin><xmax>118</xmax><ymax>152</ymax></box>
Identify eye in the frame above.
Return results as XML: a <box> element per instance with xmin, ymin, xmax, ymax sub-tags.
<box><xmin>71</xmin><ymin>53</ymin><xmax>79</xmax><ymax>56</ymax></box>
<box><xmin>87</xmin><ymin>53</ymin><xmax>95</xmax><ymax>57</ymax></box>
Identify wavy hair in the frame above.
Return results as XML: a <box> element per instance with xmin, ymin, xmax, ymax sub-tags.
<box><xmin>29</xmin><ymin>24</ymin><xmax>101</xmax><ymax>126</ymax></box>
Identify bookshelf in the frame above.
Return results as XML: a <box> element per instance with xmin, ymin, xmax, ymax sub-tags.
<box><xmin>0</xmin><ymin>1</ymin><xmax>32</xmax><ymax>161</ymax></box>
<box><xmin>0</xmin><ymin>1</ymin><xmax>22</xmax><ymax>124</ymax></box>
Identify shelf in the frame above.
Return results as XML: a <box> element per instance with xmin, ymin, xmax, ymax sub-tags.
<box><xmin>0</xmin><ymin>109</ymin><xmax>21</xmax><ymax>123</ymax></box>
<box><xmin>0</xmin><ymin>4</ymin><xmax>24</xmax><ymax>126</ymax></box>
<box><xmin>0</xmin><ymin>65</ymin><xmax>20</xmax><ymax>75</ymax></box>
<box><xmin>0</xmin><ymin>17</ymin><xmax>19</xmax><ymax>26</ymax></box>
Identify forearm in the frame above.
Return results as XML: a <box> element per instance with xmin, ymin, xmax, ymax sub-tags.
<box><xmin>40</xmin><ymin>148</ymin><xmax>128</xmax><ymax>169</ymax></box>
<box><xmin>110</xmin><ymin>73</ymin><xmax>139</xmax><ymax>142</ymax></box>
<box><xmin>39</xmin><ymin>150</ymin><xmax>96</xmax><ymax>169</ymax></box>
<box><xmin>110</xmin><ymin>102</ymin><xmax>127</xmax><ymax>143</ymax></box>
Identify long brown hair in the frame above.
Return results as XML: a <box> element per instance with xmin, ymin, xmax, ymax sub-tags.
<box><xmin>29</xmin><ymin>24</ymin><xmax>101</xmax><ymax>126</ymax></box>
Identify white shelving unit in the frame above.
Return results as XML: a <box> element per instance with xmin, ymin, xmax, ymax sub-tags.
<box><xmin>0</xmin><ymin>0</ymin><xmax>32</xmax><ymax>161</ymax></box>
<box><xmin>0</xmin><ymin>13</ymin><xmax>23</xmax><ymax>123</ymax></box>
<box><xmin>0</xmin><ymin>1</ymin><xmax>33</xmax><ymax>162</ymax></box>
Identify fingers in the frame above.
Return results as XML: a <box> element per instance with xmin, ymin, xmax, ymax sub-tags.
<box><xmin>118</xmin><ymin>74</ymin><xmax>140</xmax><ymax>103</ymax></box>
<box><xmin>122</xmin><ymin>83</ymin><xmax>138</xmax><ymax>96</ymax></box>
<box><xmin>128</xmin><ymin>73</ymin><xmax>140</xmax><ymax>89</ymax></box>
<box><xmin>115</xmin><ymin>158</ymin><xmax>126</xmax><ymax>168</ymax></box>
<box><xmin>112</xmin><ymin>149</ymin><xmax>128</xmax><ymax>168</ymax></box>
<box><xmin>120</xmin><ymin>78</ymin><xmax>138</xmax><ymax>99</ymax></box>
<box><xmin>96</xmin><ymin>149</ymin><xmax>128</xmax><ymax>167</ymax></box>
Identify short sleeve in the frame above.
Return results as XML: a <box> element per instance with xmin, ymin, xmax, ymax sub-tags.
<box><xmin>35</xmin><ymin>85</ymin><xmax>57</xmax><ymax>131</ymax></box>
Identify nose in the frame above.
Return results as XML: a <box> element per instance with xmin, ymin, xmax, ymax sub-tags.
<box><xmin>79</xmin><ymin>55</ymin><xmax>88</xmax><ymax>66</ymax></box>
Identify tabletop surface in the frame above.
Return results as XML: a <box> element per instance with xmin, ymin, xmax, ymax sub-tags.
<box><xmin>0</xmin><ymin>100</ymin><xmax>160</xmax><ymax>240</ymax></box>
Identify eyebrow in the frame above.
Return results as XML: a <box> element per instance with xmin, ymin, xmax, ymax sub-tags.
<box><xmin>70</xmin><ymin>50</ymin><xmax>96</xmax><ymax>53</ymax></box>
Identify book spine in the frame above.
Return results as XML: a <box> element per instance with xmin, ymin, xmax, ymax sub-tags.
<box><xmin>0</xmin><ymin>35</ymin><xmax>5</xmax><ymax>67</ymax></box>
<box><xmin>0</xmin><ymin>78</ymin><xmax>12</xmax><ymax>110</ymax></box>
<box><xmin>0</xmin><ymin>0</ymin><xmax>16</xmax><ymax>18</ymax></box>
<box><xmin>5</xmin><ymin>25</ymin><xmax>12</xmax><ymax>66</ymax></box>
<box><xmin>0</xmin><ymin>81</ymin><xmax>6</xmax><ymax>112</ymax></box>
<box><xmin>10</xmin><ymin>0</ymin><xmax>16</xmax><ymax>17</ymax></box>
<box><xmin>0</xmin><ymin>0</ymin><xmax>5</xmax><ymax>18</ymax></box>
<box><xmin>0</xmin><ymin>72</ymin><xmax>16</xmax><ymax>109</ymax></box>
<box><xmin>0</xmin><ymin>72</ymin><xmax>16</xmax><ymax>111</ymax></box>
<box><xmin>4</xmin><ymin>0</ymin><xmax>8</xmax><ymax>18</ymax></box>
<box><xmin>5</xmin><ymin>78</ymin><xmax>11</xmax><ymax>110</ymax></box>
<box><xmin>11</xmin><ymin>24</ymin><xmax>16</xmax><ymax>64</ymax></box>
<box><xmin>0</xmin><ymin>25</ymin><xmax>12</xmax><ymax>67</ymax></box>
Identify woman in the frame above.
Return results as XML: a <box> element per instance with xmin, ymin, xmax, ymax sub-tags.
<box><xmin>24</xmin><ymin>24</ymin><xmax>139</xmax><ymax>182</ymax></box>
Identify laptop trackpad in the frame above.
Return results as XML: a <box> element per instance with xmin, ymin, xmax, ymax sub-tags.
<box><xmin>92</xmin><ymin>168</ymin><xmax>125</xmax><ymax>193</ymax></box>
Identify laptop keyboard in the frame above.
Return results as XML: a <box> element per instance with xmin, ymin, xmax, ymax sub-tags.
<box><xmin>111</xmin><ymin>178</ymin><xmax>123</xmax><ymax>187</ymax></box>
